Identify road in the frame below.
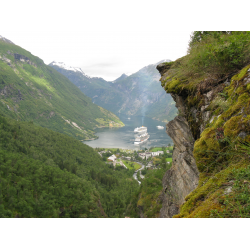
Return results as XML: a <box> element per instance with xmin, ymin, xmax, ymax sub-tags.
<box><xmin>132</xmin><ymin>162</ymin><xmax>145</xmax><ymax>185</ymax></box>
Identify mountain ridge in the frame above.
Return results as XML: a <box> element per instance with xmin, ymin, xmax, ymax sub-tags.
<box><xmin>49</xmin><ymin>59</ymin><xmax>177</xmax><ymax>123</ymax></box>
<box><xmin>0</xmin><ymin>37</ymin><xmax>124</xmax><ymax>141</ymax></box>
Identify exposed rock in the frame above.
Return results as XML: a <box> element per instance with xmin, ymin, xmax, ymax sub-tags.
<box><xmin>14</xmin><ymin>53</ymin><xmax>37</xmax><ymax>67</ymax></box>
<box><xmin>238</xmin><ymin>131</ymin><xmax>247</xmax><ymax>139</ymax></box>
<box><xmin>159</xmin><ymin>115</ymin><xmax>199</xmax><ymax>217</ymax></box>
<box><xmin>156</xmin><ymin>63</ymin><xmax>172</xmax><ymax>76</ymax></box>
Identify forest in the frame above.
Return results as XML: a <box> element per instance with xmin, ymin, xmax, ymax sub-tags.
<box><xmin>0</xmin><ymin>115</ymin><xmax>139</xmax><ymax>217</ymax></box>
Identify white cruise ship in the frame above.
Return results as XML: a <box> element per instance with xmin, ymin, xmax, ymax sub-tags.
<box><xmin>134</xmin><ymin>132</ymin><xmax>150</xmax><ymax>145</ymax></box>
<box><xmin>134</xmin><ymin>126</ymin><xmax>147</xmax><ymax>133</ymax></box>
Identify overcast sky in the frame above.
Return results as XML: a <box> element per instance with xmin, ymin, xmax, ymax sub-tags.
<box><xmin>1</xmin><ymin>30</ymin><xmax>192</xmax><ymax>80</ymax></box>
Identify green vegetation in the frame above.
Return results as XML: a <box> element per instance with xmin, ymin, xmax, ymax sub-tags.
<box><xmin>0</xmin><ymin>115</ymin><xmax>139</xmax><ymax>217</ymax></box>
<box><xmin>150</xmin><ymin>147</ymin><xmax>163</xmax><ymax>152</ymax></box>
<box><xmin>166</xmin><ymin>158</ymin><xmax>172</xmax><ymax>162</ymax></box>
<box><xmin>126</xmin><ymin>167</ymin><xmax>171</xmax><ymax>218</ymax></box>
<box><xmin>0</xmin><ymin>40</ymin><xmax>124</xmax><ymax>141</ymax></box>
<box><xmin>161</xmin><ymin>32</ymin><xmax>250</xmax><ymax>97</ymax></box>
<box><xmin>160</xmin><ymin>31</ymin><xmax>250</xmax><ymax>217</ymax></box>
<box><xmin>121</xmin><ymin>160</ymin><xmax>141</xmax><ymax>170</ymax></box>
<box><xmin>50</xmin><ymin>60</ymin><xmax>177</xmax><ymax>122</ymax></box>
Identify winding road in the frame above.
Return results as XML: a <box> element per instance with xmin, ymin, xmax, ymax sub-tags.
<box><xmin>132</xmin><ymin>162</ymin><xmax>145</xmax><ymax>185</ymax></box>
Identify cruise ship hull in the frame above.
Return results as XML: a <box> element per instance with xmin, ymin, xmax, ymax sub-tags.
<box><xmin>134</xmin><ymin>134</ymin><xmax>150</xmax><ymax>145</ymax></box>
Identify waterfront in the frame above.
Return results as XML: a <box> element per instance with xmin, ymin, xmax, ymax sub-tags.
<box><xmin>84</xmin><ymin>114</ymin><xmax>173</xmax><ymax>150</ymax></box>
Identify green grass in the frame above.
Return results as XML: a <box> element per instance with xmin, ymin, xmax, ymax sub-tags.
<box><xmin>133</xmin><ymin>162</ymin><xmax>141</xmax><ymax>170</ymax></box>
<box><xmin>166</xmin><ymin>158</ymin><xmax>172</xmax><ymax>162</ymax></box>
<box><xmin>121</xmin><ymin>160</ymin><xmax>141</xmax><ymax>170</ymax></box>
<box><xmin>100</xmin><ymin>148</ymin><xmax>134</xmax><ymax>154</ymax></box>
<box><xmin>150</xmin><ymin>147</ymin><xmax>163</xmax><ymax>152</ymax></box>
<box><xmin>121</xmin><ymin>160</ymin><xmax>131</xmax><ymax>168</ymax></box>
<box><xmin>150</xmin><ymin>146</ymin><xmax>173</xmax><ymax>152</ymax></box>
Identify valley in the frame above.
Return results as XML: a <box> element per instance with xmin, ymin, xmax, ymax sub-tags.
<box><xmin>49</xmin><ymin>60</ymin><xmax>177</xmax><ymax>123</ymax></box>
<box><xmin>1</xmin><ymin>31</ymin><xmax>249</xmax><ymax>219</ymax></box>
<box><xmin>0</xmin><ymin>35</ymin><xmax>173</xmax><ymax>218</ymax></box>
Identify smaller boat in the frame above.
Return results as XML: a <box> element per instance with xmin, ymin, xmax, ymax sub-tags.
<box><xmin>128</xmin><ymin>117</ymin><xmax>131</xmax><ymax>120</ymax></box>
<box><xmin>157</xmin><ymin>126</ymin><xmax>164</xmax><ymax>129</ymax></box>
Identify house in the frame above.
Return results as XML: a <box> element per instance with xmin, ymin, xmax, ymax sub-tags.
<box><xmin>158</xmin><ymin>151</ymin><xmax>164</xmax><ymax>155</ymax></box>
<box><xmin>107</xmin><ymin>154</ymin><xmax>117</xmax><ymax>162</ymax></box>
<box><xmin>124</xmin><ymin>156</ymin><xmax>131</xmax><ymax>161</ymax></box>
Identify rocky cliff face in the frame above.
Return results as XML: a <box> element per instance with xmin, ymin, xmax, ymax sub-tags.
<box><xmin>157</xmin><ymin>58</ymin><xmax>250</xmax><ymax>218</ymax></box>
<box><xmin>157</xmin><ymin>64</ymin><xmax>199</xmax><ymax>217</ymax></box>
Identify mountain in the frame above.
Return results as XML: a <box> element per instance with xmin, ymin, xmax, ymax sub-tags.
<box><xmin>49</xmin><ymin>60</ymin><xmax>177</xmax><ymax>123</ymax></box>
<box><xmin>112</xmin><ymin>73</ymin><xmax>128</xmax><ymax>83</ymax></box>
<box><xmin>0</xmin><ymin>35</ymin><xmax>14</xmax><ymax>44</ymax></box>
<box><xmin>0</xmin><ymin>36</ymin><xmax>124</xmax><ymax>141</ymax></box>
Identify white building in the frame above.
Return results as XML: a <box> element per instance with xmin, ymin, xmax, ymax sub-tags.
<box><xmin>138</xmin><ymin>153</ymin><xmax>146</xmax><ymax>159</ymax></box>
<box><xmin>145</xmin><ymin>152</ymin><xmax>152</xmax><ymax>160</ymax></box>
<box><xmin>151</xmin><ymin>152</ymin><xmax>159</xmax><ymax>157</ymax></box>
<box><xmin>107</xmin><ymin>154</ymin><xmax>117</xmax><ymax>162</ymax></box>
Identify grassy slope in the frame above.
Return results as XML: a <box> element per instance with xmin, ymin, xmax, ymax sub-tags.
<box><xmin>0</xmin><ymin>40</ymin><xmax>124</xmax><ymax>140</ymax></box>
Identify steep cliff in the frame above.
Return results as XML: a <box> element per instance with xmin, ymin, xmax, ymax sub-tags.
<box><xmin>157</xmin><ymin>65</ymin><xmax>200</xmax><ymax>217</ymax></box>
<box><xmin>157</xmin><ymin>32</ymin><xmax>250</xmax><ymax>217</ymax></box>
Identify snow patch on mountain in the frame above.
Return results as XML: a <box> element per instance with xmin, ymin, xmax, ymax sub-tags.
<box><xmin>0</xmin><ymin>35</ymin><xmax>14</xmax><ymax>44</ymax></box>
<box><xmin>50</xmin><ymin>61</ymin><xmax>91</xmax><ymax>78</ymax></box>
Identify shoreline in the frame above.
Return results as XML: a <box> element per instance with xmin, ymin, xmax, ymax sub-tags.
<box><xmin>83</xmin><ymin>123</ymin><xmax>125</xmax><ymax>142</ymax></box>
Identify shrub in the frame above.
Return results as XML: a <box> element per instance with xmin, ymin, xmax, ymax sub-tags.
<box><xmin>177</xmin><ymin>32</ymin><xmax>250</xmax><ymax>80</ymax></box>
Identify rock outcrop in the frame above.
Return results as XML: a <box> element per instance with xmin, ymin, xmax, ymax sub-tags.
<box><xmin>157</xmin><ymin>55</ymin><xmax>250</xmax><ymax>217</ymax></box>
<box><xmin>157</xmin><ymin>78</ymin><xmax>200</xmax><ymax>217</ymax></box>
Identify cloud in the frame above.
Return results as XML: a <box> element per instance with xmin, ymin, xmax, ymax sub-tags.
<box><xmin>83</xmin><ymin>62</ymin><xmax>119</xmax><ymax>69</ymax></box>
<box><xmin>80</xmin><ymin>61</ymin><xmax>126</xmax><ymax>81</ymax></box>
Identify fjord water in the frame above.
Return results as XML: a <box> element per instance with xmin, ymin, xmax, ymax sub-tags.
<box><xmin>84</xmin><ymin>114</ymin><xmax>173</xmax><ymax>150</ymax></box>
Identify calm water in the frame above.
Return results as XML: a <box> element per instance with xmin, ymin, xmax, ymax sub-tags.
<box><xmin>84</xmin><ymin>114</ymin><xmax>173</xmax><ymax>150</ymax></box>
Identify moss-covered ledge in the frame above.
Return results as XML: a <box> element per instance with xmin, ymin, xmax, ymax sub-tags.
<box><xmin>159</xmin><ymin>60</ymin><xmax>250</xmax><ymax>217</ymax></box>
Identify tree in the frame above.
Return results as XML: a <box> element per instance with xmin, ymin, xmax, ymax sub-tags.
<box><xmin>161</xmin><ymin>157</ymin><xmax>167</xmax><ymax>170</ymax></box>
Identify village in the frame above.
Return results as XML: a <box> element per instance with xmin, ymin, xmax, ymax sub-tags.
<box><xmin>95</xmin><ymin>146</ymin><xmax>173</xmax><ymax>182</ymax></box>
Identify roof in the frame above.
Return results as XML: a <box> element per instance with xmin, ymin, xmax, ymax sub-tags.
<box><xmin>108</xmin><ymin>154</ymin><xmax>117</xmax><ymax>161</ymax></box>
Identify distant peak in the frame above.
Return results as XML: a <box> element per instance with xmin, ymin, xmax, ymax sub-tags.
<box><xmin>49</xmin><ymin>61</ymin><xmax>90</xmax><ymax>77</ymax></box>
<box><xmin>0</xmin><ymin>35</ymin><xmax>14</xmax><ymax>44</ymax></box>
<box><xmin>112</xmin><ymin>73</ymin><xmax>128</xmax><ymax>83</ymax></box>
